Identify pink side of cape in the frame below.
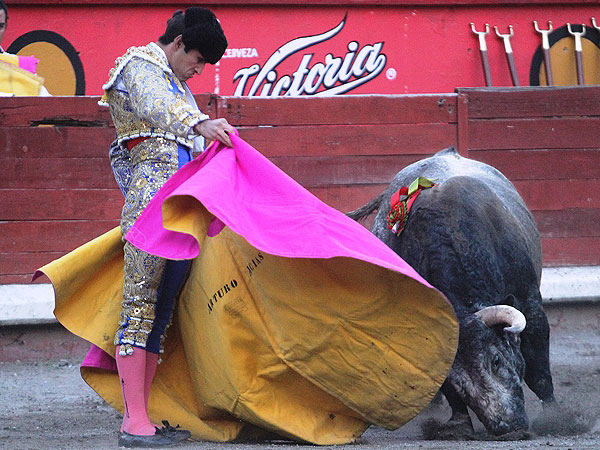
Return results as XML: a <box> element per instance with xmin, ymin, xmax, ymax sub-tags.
<box><xmin>18</xmin><ymin>55</ymin><xmax>39</xmax><ymax>74</ymax></box>
<box><xmin>125</xmin><ymin>133</ymin><xmax>431</xmax><ymax>288</ymax></box>
<box><xmin>82</xmin><ymin>344</ymin><xmax>117</xmax><ymax>371</ymax></box>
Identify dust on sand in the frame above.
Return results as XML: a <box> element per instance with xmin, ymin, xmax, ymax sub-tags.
<box><xmin>1</xmin><ymin>311</ymin><xmax>599</xmax><ymax>449</ymax></box>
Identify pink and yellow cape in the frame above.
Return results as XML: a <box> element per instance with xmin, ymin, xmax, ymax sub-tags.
<box><xmin>37</xmin><ymin>133</ymin><xmax>458</xmax><ymax>444</ymax></box>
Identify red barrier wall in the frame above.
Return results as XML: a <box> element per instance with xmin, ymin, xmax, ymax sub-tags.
<box><xmin>1</xmin><ymin>87</ymin><xmax>599</xmax><ymax>283</ymax></box>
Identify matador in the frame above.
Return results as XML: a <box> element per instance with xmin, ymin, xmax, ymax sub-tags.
<box><xmin>99</xmin><ymin>7</ymin><xmax>234</xmax><ymax>447</ymax></box>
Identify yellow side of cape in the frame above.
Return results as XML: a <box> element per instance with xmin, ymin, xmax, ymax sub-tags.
<box><xmin>0</xmin><ymin>59</ymin><xmax>43</xmax><ymax>96</ymax></box>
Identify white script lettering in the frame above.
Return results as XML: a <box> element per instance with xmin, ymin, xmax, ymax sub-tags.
<box><xmin>233</xmin><ymin>17</ymin><xmax>387</xmax><ymax>97</ymax></box>
<box><xmin>222</xmin><ymin>48</ymin><xmax>259</xmax><ymax>59</ymax></box>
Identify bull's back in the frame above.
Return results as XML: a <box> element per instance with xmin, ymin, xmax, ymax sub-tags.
<box><xmin>376</xmin><ymin>148</ymin><xmax>526</xmax><ymax>218</ymax></box>
<box><xmin>372</xmin><ymin>148</ymin><xmax>542</xmax><ymax>308</ymax></box>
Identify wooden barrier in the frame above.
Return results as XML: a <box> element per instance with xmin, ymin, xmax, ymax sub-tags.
<box><xmin>1</xmin><ymin>87</ymin><xmax>598</xmax><ymax>283</ymax></box>
<box><xmin>456</xmin><ymin>87</ymin><xmax>600</xmax><ymax>267</ymax></box>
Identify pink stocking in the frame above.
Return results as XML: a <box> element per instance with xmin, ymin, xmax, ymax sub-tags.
<box><xmin>145</xmin><ymin>351</ymin><xmax>159</xmax><ymax>422</ymax></box>
<box><xmin>115</xmin><ymin>346</ymin><xmax>156</xmax><ymax>436</ymax></box>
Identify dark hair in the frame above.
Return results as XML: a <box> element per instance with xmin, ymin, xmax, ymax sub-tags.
<box><xmin>158</xmin><ymin>7</ymin><xmax>227</xmax><ymax>64</ymax></box>
<box><xmin>0</xmin><ymin>0</ymin><xmax>8</xmax><ymax>19</ymax></box>
<box><xmin>158</xmin><ymin>10</ymin><xmax>184</xmax><ymax>45</ymax></box>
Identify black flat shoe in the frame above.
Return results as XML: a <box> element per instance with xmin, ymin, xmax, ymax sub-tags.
<box><xmin>118</xmin><ymin>429</ymin><xmax>175</xmax><ymax>448</ymax></box>
<box><xmin>159</xmin><ymin>420</ymin><xmax>192</xmax><ymax>442</ymax></box>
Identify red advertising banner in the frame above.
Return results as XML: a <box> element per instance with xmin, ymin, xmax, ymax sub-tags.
<box><xmin>3</xmin><ymin>1</ymin><xmax>600</xmax><ymax>96</ymax></box>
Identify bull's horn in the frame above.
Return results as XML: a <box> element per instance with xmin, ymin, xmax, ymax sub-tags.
<box><xmin>474</xmin><ymin>305</ymin><xmax>526</xmax><ymax>334</ymax></box>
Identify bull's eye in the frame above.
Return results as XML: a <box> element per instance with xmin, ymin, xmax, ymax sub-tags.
<box><xmin>492</xmin><ymin>355</ymin><xmax>501</xmax><ymax>373</ymax></box>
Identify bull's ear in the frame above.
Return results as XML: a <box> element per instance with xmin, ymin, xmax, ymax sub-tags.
<box><xmin>503</xmin><ymin>294</ymin><xmax>517</xmax><ymax>308</ymax></box>
<box><xmin>506</xmin><ymin>330</ymin><xmax>521</xmax><ymax>347</ymax></box>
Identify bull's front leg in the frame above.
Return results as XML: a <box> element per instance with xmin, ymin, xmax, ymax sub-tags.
<box><xmin>420</xmin><ymin>379</ymin><xmax>478</xmax><ymax>440</ymax></box>
<box><xmin>519</xmin><ymin>299</ymin><xmax>555</xmax><ymax>404</ymax></box>
<box><xmin>441</xmin><ymin>379</ymin><xmax>474</xmax><ymax>429</ymax></box>
<box><xmin>520</xmin><ymin>295</ymin><xmax>590</xmax><ymax>435</ymax></box>
<box><xmin>420</xmin><ymin>379</ymin><xmax>476</xmax><ymax>440</ymax></box>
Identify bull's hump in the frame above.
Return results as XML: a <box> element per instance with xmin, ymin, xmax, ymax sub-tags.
<box><xmin>433</xmin><ymin>147</ymin><xmax>460</xmax><ymax>158</ymax></box>
<box><xmin>428</xmin><ymin>150</ymin><xmax>511</xmax><ymax>189</ymax></box>
<box><xmin>393</xmin><ymin>149</ymin><xmax>467</xmax><ymax>186</ymax></box>
<box><xmin>434</xmin><ymin>151</ymin><xmax>487</xmax><ymax>178</ymax></box>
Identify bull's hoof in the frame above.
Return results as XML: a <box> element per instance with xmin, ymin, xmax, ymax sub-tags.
<box><xmin>532</xmin><ymin>402</ymin><xmax>592</xmax><ymax>436</ymax></box>
<box><xmin>420</xmin><ymin>417</ymin><xmax>476</xmax><ymax>440</ymax></box>
<box><xmin>474</xmin><ymin>428</ymin><xmax>533</xmax><ymax>441</ymax></box>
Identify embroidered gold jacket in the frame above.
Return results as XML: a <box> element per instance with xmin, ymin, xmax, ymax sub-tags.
<box><xmin>100</xmin><ymin>42</ymin><xmax>209</xmax><ymax>148</ymax></box>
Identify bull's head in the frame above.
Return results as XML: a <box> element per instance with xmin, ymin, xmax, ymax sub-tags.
<box><xmin>446</xmin><ymin>305</ymin><xmax>529</xmax><ymax>435</ymax></box>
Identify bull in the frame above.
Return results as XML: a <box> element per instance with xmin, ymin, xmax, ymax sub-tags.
<box><xmin>348</xmin><ymin>147</ymin><xmax>557</xmax><ymax>436</ymax></box>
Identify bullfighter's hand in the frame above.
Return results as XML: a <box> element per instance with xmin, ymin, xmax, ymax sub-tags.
<box><xmin>194</xmin><ymin>118</ymin><xmax>235</xmax><ymax>147</ymax></box>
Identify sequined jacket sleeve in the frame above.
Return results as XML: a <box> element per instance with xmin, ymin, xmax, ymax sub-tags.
<box><xmin>121</xmin><ymin>57</ymin><xmax>208</xmax><ymax>140</ymax></box>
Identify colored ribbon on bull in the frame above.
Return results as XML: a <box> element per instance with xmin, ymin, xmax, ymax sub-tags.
<box><xmin>387</xmin><ymin>177</ymin><xmax>435</xmax><ymax>235</ymax></box>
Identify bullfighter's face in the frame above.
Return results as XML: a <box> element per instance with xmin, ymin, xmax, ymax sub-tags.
<box><xmin>0</xmin><ymin>10</ymin><xmax>7</xmax><ymax>48</ymax></box>
<box><xmin>170</xmin><ymin>35</ymin><xmax>206</xmax><ymax>82</ymax></box>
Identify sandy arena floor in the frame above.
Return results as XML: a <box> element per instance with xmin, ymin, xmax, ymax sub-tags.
<box><xmin>1</xmin><ymin>303</ymin><xmax>599</xmax><ymax>450</ymax></box>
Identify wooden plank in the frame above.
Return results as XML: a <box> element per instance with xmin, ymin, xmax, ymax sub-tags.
<box><xmin>0</xmin><ymin>157</ymin><xmax>116</xmax><ymax>189</ymax></box>
<box><xmin>271</xmin><ymin>154</ymin><xmax>428</xmax><ymax>186</ymax></box>
<box><xmin>469</xmin><ymin>149</ymin><xmax>600</xmax><ymax>181</ymax></box>
<box><xmin>0</xmin><ymin>274</ymin><xmax>40</xmax><ymax>284</ymax></box>
<box><xmin>533</xmin><ymin>209</ymin><xmax>600</xmax><ymax>238</ymax></box>
<box><xmin>514</xmin><ymin>179</ymin><xmax>600</xmax><ymax>211</ymax></box>
<box><xmin>541</xmin><ymin>237</ymin><xmax>600</xmax><ymax>266</ymax></box>
<box><xmin>0</xmin><ymin>189</ymin><xmax>123</xmax><ymax>220</ymax></box>
<box><xmin>0</xmin><ymin>220</ymin><xmax>119</xmax><ymax>253</ymax></box>
<box><xmin>0</xmin><ymin>96</ymin><xmax>110</xmax><ymax>127</ymax></box>
<box><xmin>0</xmin><ymin>127</ymin><xmax>116</xmax><ymax>158</ymax></box>
<box><xmin>0</xmin><ymin>251</ymin><xmax>66</xmax><ymax>277</ymax></box>
<box><xmin>468</xmin><ymin>118</ymin><xmax>600</xmax><ymax>151</ymax></box>
<box><xmin>238</xmin><ymin>123</ymin><xmax>457</xmax><ymax>157</ymax></box>
<box><xmin>0</xmin><ymin>94</ymin><xmax>216</xmax><ymax>127</ymax></box>
<box><xmin>0</xmin><ymin>120</ymin><xmax>452</xmax><ymax>163</ymax></box>
<box><xmin>308</xmin><ymin>183</ymin><xmax>388</xmax><ymax>212</ymax></box>
<box><xmin>0</xmin><ymin>153</ymin><xmax>431</xmax><ymax>190</ymax></box>
<box><xmin>5</xmin><ymin>210</ymin><xmax>595</xmax><ymax>276</ymax></box>
<box><xmin>220</xmin><ymin>95</ymin><xmax>457</xmax><ymax>126</ymax></box>
<box><xmin>459</xmin><ymin>86</ymin><xmax>600</xmax><ymax>119</ymax></box>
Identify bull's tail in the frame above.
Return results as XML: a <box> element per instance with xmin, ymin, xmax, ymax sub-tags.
<box><xmin>346</xmin><ymin>193</ymin><xmax>385</xmax><ymax>223</ymax></box>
